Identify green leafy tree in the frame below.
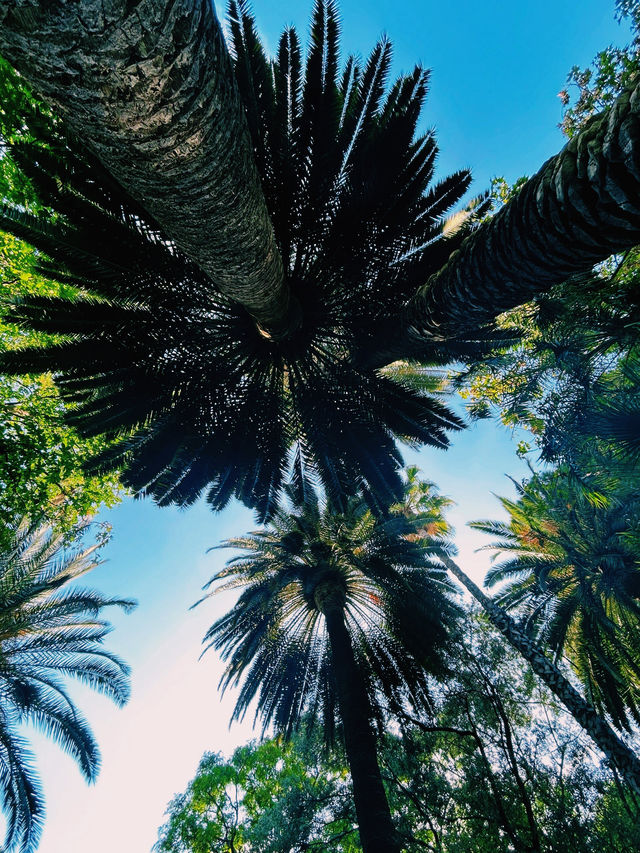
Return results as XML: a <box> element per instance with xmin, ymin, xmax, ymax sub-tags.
<box><xmin>559</xmin><ymin>1</ymin><xmax>640</xmax><ymax>137</ymax></box>
<box><xmin>398</xmin><ymin>469</ymin><xmax>640</xmax><ymax>795</ymax></box>
<box><xmin>156</xmin><ymin>731</ymin><xmax>359</xmax><ymax>853</ymax></box>
<box><xmin>384</xmin><ymin>617</ymin><xmax>640</xmax><ymax>852</ymax></box>
<box><xmin>0</xmin><ymin>58</ymin><xmax>121</xmax><ymax>546</ymax></box>
<box><xmin>454</xmin><ymin>249</ymin><xmax>640</xmax><ymax>480</ymax></box>
<box><xmin>0</xmin><ymin>520</ymin><xmax>135</xmax><ymax>852</ymax></box>
<box><xmin>198</xmin><ymin>486</ymin><xmax>461</xmax><ymax>853</ymax></box>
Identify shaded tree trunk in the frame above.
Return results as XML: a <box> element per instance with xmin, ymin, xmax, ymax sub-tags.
<box><xmin>3</xmin><ymin>5</ymin><xmax>640</xmax><ymax>344</ymax></box>
<box><xmin>439</xmin><ymin>552</ymin><xmax>640</xmax><ymax>797</ymax></box>
<box><xmin>323</xmin><ymin>604</ymin><xmax>402</xmax><ymax>853</ymax></box>
<box><xmin>406</xmin><ymin>83</ymin><xmax>640</xmax><ymax>339</ymax></box>
<box><xmin>0</xmin><ymin>0</ymin><xmax>294</xmax><ymax>336</ymax></box>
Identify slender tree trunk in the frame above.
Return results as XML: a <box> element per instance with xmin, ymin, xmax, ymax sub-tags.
<box><xmin>323</xmin><ymin>604</ymin><xmax>402</xmax><ymax>853</ymax></box>
<box><xmin>0</xmin><ymin>0</ymin><xmax>295</xmax><ymax>337</ymax></box>
<box><xmin>406</xmin><ymin>83</ymin><xmax>640</xmax><ymax>339</ymax></box>
<box><xmin>439</xmin><ymin>552</ymin><xmax>640</xmax><ymax>796</ymax></box>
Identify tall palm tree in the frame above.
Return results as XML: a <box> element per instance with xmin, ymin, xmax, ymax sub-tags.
<box><xmin>199</xmin><ymin>487</ymin><xmax>461</xmax><ymax>853</ymax></box>
<box><xmin>0</xmin><ymin>520</ymin><xmax>135</xmax><ymax>852</ymax></box>
<box><xmin>0</xmin><ymin>0</ymin><xmax>289</xmax><ymax>336</ymax></box>
<box><xmin>1</xmin><ymin>1</ymin><xmax>639</xmax><ymax>340</ymax></box>
<box><xmin>0</xmin><ymin>3</ymin><xmax>491</xmax><ymax>518</ymax></box>
<box><xmin>472</xmin><ymin>471</ymin><xmax>640</xmax><ymax>730</ymax></box>
<box><xmin>399</xmin><ymin>469</ymin><xmax>640</xmax><ymax>796</ymax></box>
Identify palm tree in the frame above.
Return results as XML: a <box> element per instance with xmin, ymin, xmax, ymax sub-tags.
<box><xmin>199</xmin><ymin>486</ymin><xmax>461</xmax><ymax>853</ymax></box>
<box><xmin>0</xmin><ymin>3</ymin><xmax>491</xmax><ymax>518</ymax></box>
<box><xmin>400</xmin><ymin>469</ymin><xmax>640</xmax><ymax>796</ymax></box>
<box><xmin>0</xmin><ymin>520</ymin><xmax>135</xmax><ymax>852</ymax></box>
<box><xmin>1</xmin><ymin>1</ymin><xmax>640</xmax><ymax>341</ymax></box>
<box><xmin>472</xmin><ymin>471</ymin><xmax>640</xmax><ymax>730</ymax></box>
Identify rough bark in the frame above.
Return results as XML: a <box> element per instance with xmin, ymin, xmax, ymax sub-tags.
<box><xmin>0</xmin><ymin>0</ymin><xmax>292</xmax><ymax>335</ymax></box>
<box><xmin>407</xmin><ymin>82</ymin><xmax>640</xmax><ymax>339</ymax></box>
<box><xmin>439</xmin><ymin>553</ymin><xmax>640</xmax><ymax>797</ymax></box>
<box><xmin>323</xmin><ymin>604</ymin><xmax>402</xmax><ymax>853</ymax></box>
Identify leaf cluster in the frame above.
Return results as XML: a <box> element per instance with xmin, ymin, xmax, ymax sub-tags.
<box><xmin>0</xmin><ymin>2</ymin><xmax>502</xmax><ymax>520</ymax></box>
<box><xmin>473</xmin><ymin>469</ymin><xmax>640</xmax><ymax>730</ymax></box>
<box><xmin>0</xmin><ymin>520</ymin><xmax>134</xmax><ymax>852</ymax></box>
<box><xmin>199</xmin><ymin>483</ymin><xmax>460</xmax><ymax>744</ymax></box>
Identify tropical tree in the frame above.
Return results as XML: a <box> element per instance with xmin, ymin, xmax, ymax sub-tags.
<box><xmin>399</xmin><ymin>469</ymin><xmax>640</xmax><ymax>796</ymax></box>
<box><xmin>0</xmin><ymin>520</ymin><xmax>134</xmax><ymax>852</ymax></box>
<box><xmin>471</xmin><ymin>470</ymin><xmax>640</xmax><ymax>730</ymax></box>
<box><xmin>1</xmin><ymin>0</ymin><xmax>640</xmax><ymax>344</ymax></box>
<box><xmin>158</xmin><ymin>618</ymin><xmax>640</xmax><ymax>852</ymax></box>
<box><xmin>0</xmin><ymin>4</ymin><xmax>489</xmax><ymax>518</ymax></box>
<box><xmin>0</xmin><ymin>0</ymin><xmax>289</xmax><ymax>336</ymax></box>
<box><xmin>198</xmin><ymin>486</ymin><xmax>461</xmax><ymax>853</ymax></box>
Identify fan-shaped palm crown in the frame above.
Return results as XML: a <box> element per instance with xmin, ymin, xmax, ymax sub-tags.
<box><xmin>0</xmin><ymin>1</ymin><xmax>488</xmax><ymax>520</ymax></box>
<box><xmin>202</xmin><ymin>484</ymin><xmax>460</xmax><ymax>739</ymax></box>
<box><xmin>201</xmin><ymin>481</ymin><xmax>460</xmax><ymax>851</ymax></box>
<box><xmin>0</xmin><ymin>521</ymin><xmax>134</xmax><ymax>852</ymax></box>
<box><xmin>472</xmin><ymin>471</ymin><xmax>640</xmax><ymax>730</ymax></box>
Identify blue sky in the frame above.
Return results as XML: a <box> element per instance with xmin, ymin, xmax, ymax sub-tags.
<box><xmin>24</xmin><ymin>2</ymin><xmax>633</xmax><ymax>851</ymax></box>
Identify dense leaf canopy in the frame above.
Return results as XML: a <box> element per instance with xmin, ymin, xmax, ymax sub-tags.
<box><xmin>473</xmin><ymin>471</ymin><xmax>640</xmax><ymax>730</ymax></box>
<box><xmin>0</xmin><ymin>1</ymin><xmax>500</xmax><ymax>519</ymax></box>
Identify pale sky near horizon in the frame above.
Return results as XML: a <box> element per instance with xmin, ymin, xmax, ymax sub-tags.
<box><xmin>18</xmin><ymin>2</ymin><xmax>633</xmax><ymax>851</ymax></box>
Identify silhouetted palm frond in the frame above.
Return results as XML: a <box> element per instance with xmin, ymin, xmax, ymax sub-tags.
<box><xmin>0</xmin><ymin>521</ymin><xmax>134</xmax><ymax>852</ymax></box>
<box><xmin>199</xmin><ymin>482</ymin><xmax>460</xmax><ymax>740</ymax></box>
<box><xmin>0</xmin><ymin>3</ymin><xmax>489</xmax><ymax>518</ymax></box>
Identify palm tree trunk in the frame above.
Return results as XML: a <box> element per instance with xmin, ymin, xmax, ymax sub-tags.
<box><xmin>406</xmin><ymin>83</ymin><xmax>640</xmax><ymax>339</ymax></box>
<box><xmin>323</xmin><ymin>605</ymin><xmax>402</xmax><ymax>853</ymax></box>
<box><xmin>439</xmin><ymin>552</ymin><xmax>640</xmax><ymax>796</ymax></box>
<box><xmin>0</xmin><ymin>0</ymin><xmax>294</xmax><ymax>337</ymax></box>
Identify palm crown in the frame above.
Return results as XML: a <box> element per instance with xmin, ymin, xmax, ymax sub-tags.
<box><xmin>0</xmin><ymin>1</ymin><xmax>496</xmax><ymax>520</ymax></box>
<box><xmin>0</xmin><ymin>521</ymin><xmax>134</xmax><ymax>852</ymax></box>
<box><xmin>200</xmin><ymin>480</ymin><xmax>461</xmax><ymax>851</ymax></box>
<box><xmin>200</xmin><ymin>485</ymin><xmax>460</xmax><ymax>740</ymax></box>
<box><xmin>472</xmin><ymin>471</ymin><xmax>640</xmax><ymax>730</ymax></box>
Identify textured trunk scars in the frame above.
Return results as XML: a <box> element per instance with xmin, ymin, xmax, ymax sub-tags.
<box><xmin>0</xmin><ymin>0</ymin><xmax>295</xmax><ymax>337</ymax></box>
<box><xmin>407</xmin><ymin>82</ymin><xmax>640</xmax><ymax>338</ymax></box>
<box><xmin>440</xmin><ymin>553</ymin><xmax>640</xmax><ymax>796</ymax></box>
<box><xmin>318</xmin><ymin>594</ymin><xmax>401</xmax><ymax>853</ymax></box>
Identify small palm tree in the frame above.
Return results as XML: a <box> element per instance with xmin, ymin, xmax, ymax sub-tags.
<box><xmin>472</xmin><ymin>471</ymin><xmax>640</xmax><ymax>730</ymax></box>
<box><xmin>199</xmin><ymin>486</ymin><xmax>460</xmax><ymax>853</ymax></box>
<box><xmin>0</xmin><ymin>1</ymin><xmax>498</xmax><ymax>519</ymax></box>
<box><xmin>0</xmin><ymin>521</ymin><xmax>135</xmax><ymax>852</ymax></box>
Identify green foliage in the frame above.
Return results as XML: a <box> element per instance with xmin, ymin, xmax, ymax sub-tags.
<box><xmin>472</xmin><ymin>468</ymin><xmax>640</xmax><ymax>730</ymax></box>
<box><xmin>455</xmin><ymin>247</ymin><xmax>640</xmax><ymax>484</ymax></box>
<box><xmin>0</xmin><ymin>1</ymin><xmax>504</xmax><ymax>520</ymax></box>
<box><xmin>558</xmin><ymin>2</ymin><xmax>640</xmax><ymax>138</ymax></box>
<box><xmin>155</xmin><ymin>731</ymin><xmax>359</xmax><ymax>852</ymax></box>
<box><xmin>0</xmin><ymin>58</ymin><xmax>121</xmax><ymax>546</ymax></box>
<box><xmin>0</xmin><ymin>520</ymin><xmax>135</xmax><ymax>852</ymax></box>
<box><xmin>199</xmin><ymin>482</ymin><xmax>460</xmax><ymax>740</ymax></box>
<box><xmin>383</xmin><ymin>618</ymin><xmax>640</xmax><ymax>852</ymax></box>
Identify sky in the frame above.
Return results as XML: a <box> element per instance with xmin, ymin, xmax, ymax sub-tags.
<box><xmin>21</xmin><ymin>2</ymin><xmax>634</xmax><ymax>851</ymax></box>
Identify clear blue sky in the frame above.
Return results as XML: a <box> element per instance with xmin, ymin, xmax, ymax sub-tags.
<box><xmin>26</xmin><ymin>2</ymin><xmax>632</xmax><ymax>851</ymax></box>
